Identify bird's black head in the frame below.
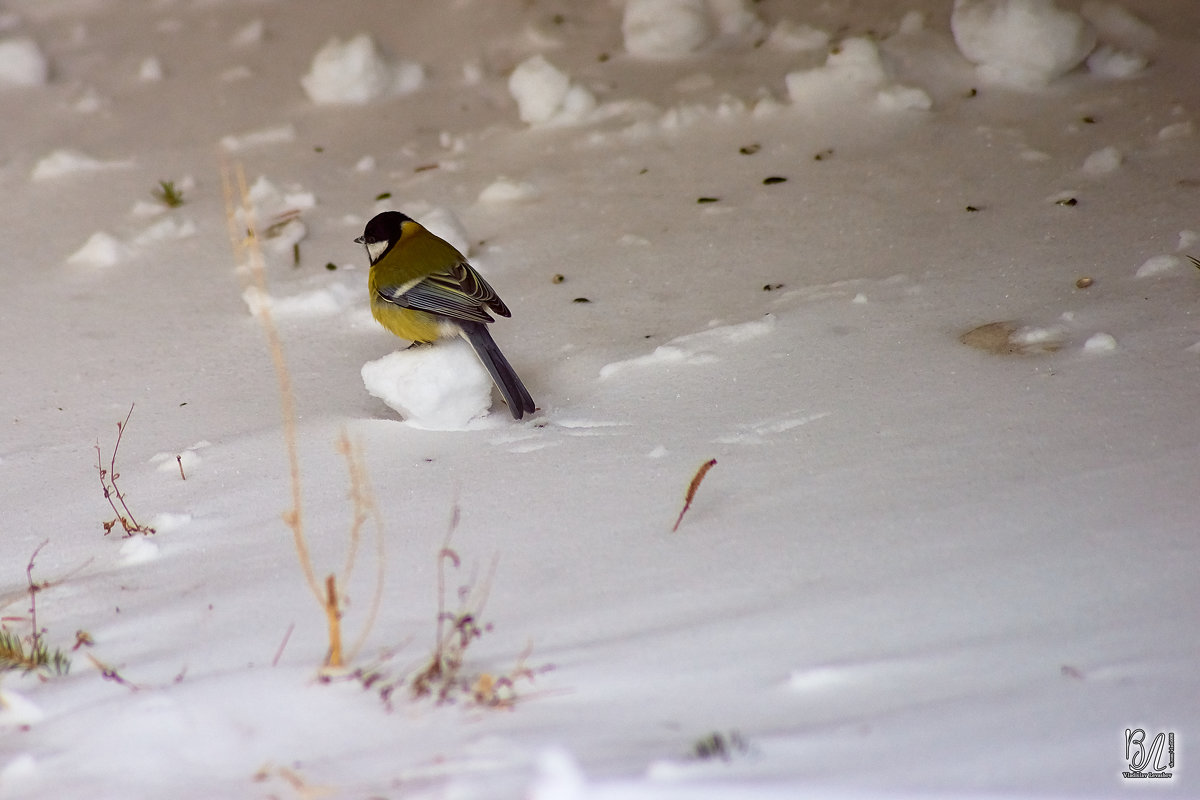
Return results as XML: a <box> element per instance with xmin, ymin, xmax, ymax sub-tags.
<box><xmin>355</xmin><ymin>211</ymin><xmax>413</xmax><ymax>263</ymax></box>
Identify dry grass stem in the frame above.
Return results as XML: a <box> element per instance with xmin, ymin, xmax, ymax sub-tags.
<box><xmin>97</xmin><ymin>404</ymin><xmax>155</xmax><ymax>536</ymax></box>
<box><xmin>221</xmin><ymin>161</ymin><xmax>320</xmax><ymax>604</ymax></box>
<box><xmin>673</xmin><ymin>458</ymin><xmax>717</xmax><ymax>532</ymax></box>
<box><xmin>337</xmin><ymin>432</ymin><xmax>387</xmax><ymax>664</ymax></box>
<box><xmin>324</xmin><ymin>575</ymin><xmax>343</xmax><ymax>669</ymax></box>
<box><xmin>0</xmin><ymin>542</ymin><xmax>72</xmax><ymax>677</ymax></box>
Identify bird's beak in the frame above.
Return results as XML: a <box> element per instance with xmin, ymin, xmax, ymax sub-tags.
<box><xmin>353</xmin><ymin>235</ymin><xmax>365</xmax><ymax>244</ymax></box>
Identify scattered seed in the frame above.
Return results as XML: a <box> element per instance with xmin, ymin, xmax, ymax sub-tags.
<box><xmin>552</xmin><ymin>273</ymin><xmax>565</xmax><ymax>284</ymax></box>
<box><xmin>1055</xmin><ymin>197</ymin><xmax>1078</xmax><ymax>206</ymax></box>
<box><xmin>697</xmin><ymin>197</ymin><xmax>719</xmax><ymax>204</ymax></box>
<box><xmin>375</xmin><ymin>192</ymin><xmax>392</xmax><ymax>201</ymax></box>
<box><xmin>762</xmin><ymin>283</ymin><xmax>784</xmax><ymax>291</ymax></box>
<box><xmin>739</xmin><ymin>143</ymin><xmax>761</xmax><ymax>155</ymax></box>
<box><xmin>1081</xmin><ymin>115</ymin><xmax>1096</xmax><ymax>124</ymax></box>
<box><xmin>1075</xmin><ymin>276</ymin><xmax>1094</xmax><ymax>289</ymax></box>
<box><xmin>965</xmin><ymin>205</ymin><xmax>980</xmax><ymax>212</ymax></box>
<box><xmin>763</xmin><ymin>176</ymin><xmax>787</xmax><ymax>185</ymax></box>
<box><xmin>572</xmin><ymin>297</ymin><xmax>591</xmax><ymax>303</ymax></box>
<box><xmin>413</xmin><ymin>163</ymin><xmax>439</xmax><ymax>172</ymax></box>
<box><xmin>966</xmin><ymin>87</ymin><xmax>978</xmax><ymax>98</ymax></box>
<box><xmin>813</xmin><ymin>148</ymin><xmax>834</xmax><ymax>161</ymax></box>
<box><xmin>325</xmin><ymin>262</ymin><xmax>338</xmax><ymax>271</ymax></box>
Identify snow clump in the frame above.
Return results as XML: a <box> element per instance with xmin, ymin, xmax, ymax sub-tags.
<box><xmin>232</xmin><ymin>175</ymin><xmax>314</xmax><ymax>258</ymax></box>
<box><xmin>1134</xmin><ymin>254</ymin><xmax>1180</xmax><ymax>278</ymax></box>
<box><xmin>67</xmin><ymin>232</ymin><xmax>130</xmax><ymax>268</ymax></box>
<box><xmin>708</xmin><ymin>0</ymin><xmax>765</xmax><ymax>39</ymax></box>
<box><xmin>622</xmin><ymin>0</ymin><xmax>712</xmax><ymax>57</ymax></box>
<box><xmin>766</xmin><ymin>21</ymin><xmax>830</xmax><ymax>53</ymax></box>
<box><xmin>1085</xmin><ymin>46</ymin><xmax>1146</xmax><ymax>79</ymax></box>
<box><xmin>300</xmin><ymin>34</ymin><xmax>424</xmax><ymax>105</ymax></box>
<box><xmin>950</xmin><ymin>0</ymin><xmax>1097</xmax><ymax>88</ymax></box>
<box><xmin>361</xmin><ymin>338</ymin><xmax>496</xmax><ymax>430</ymax></box>
<box><xmin>508</xmin><ymin>55</ymin><xmax>595</xmax><ymax>125</ymax></box>
<box><xmin>0</xmin><ymin>36</ymin><xmax>48</xmax><ymax>86</ymax></box>
<box><xmin>478</xmin><ymin>177</ymin><xmax>541</xmax><ymax>205</ymax></box>
<box><xmin>1081</xmin><ymin>145</ymin><xmax>1121</xmax><ymax>176</ymax></box>
<box><xmin>785</xmin><ymin>38</ymin><xmax>931</xmax><ymax>112</ymax></box>
<box><xmin>31</xmin><ymin>149</ymin><xmax>131</xmax><ymax>180</ymax></box>
<box><xmin>1083</xmin><ymin>332</ymin><xmax>1117</xmax><ymax>353</ymax></box>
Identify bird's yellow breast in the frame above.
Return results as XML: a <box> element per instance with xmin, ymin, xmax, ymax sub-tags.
<box><xmin>369</xmin><ymin>294</ymin><xmax>443</xmax><ymax>343</ymax></box>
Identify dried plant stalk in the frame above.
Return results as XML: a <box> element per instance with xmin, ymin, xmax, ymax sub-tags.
<box><xmin>221</xmin><ymin>161</ymin><xmax>320</xmax><ymax>604</ymax></box>
<box><xmin>673</xmin><ymin>458</ymin><xmax>717</xmax><ymax>532</ymax></box>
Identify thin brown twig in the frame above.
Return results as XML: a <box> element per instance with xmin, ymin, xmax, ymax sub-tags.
<box><xmin>673</xmin><ymin>458</ymin><xmax>717</xmax><ymax>532</ymax></box>
<box><xmin>109</xmin><ymin>406</ymin><xmax>141</xmax><ymax>526</ymax></box>
<box><xmin>87</xmin><ymin>653</ymin><xmax>138</xmax><ymax>691</ymax></box>
<box><xmin>97</xmin><ymin>404</ymin><xmax>154</xmax><ymax>535</ymax></box>
<box><xmin>324</xmin><ymin>575</ymin><xmax>342</xmax><ymax>668</ymax></box>
<box><xmin>221</xmin><ymin>161</ymin><xmax>321</xmax><ymax>605</ymax></box>
<box><xmin>25</xmin><ymin>540</ymin><xmax>49</xmax><ymax>654</ymax></box>
<box><xmin>272</xmin><ymin>622</ymin><xmax>294</xmax><ymax>667</ymax></box>
<box><xmin>338</xmin><ymin>432</ymin><xmax>387</xmax><ymax>664</ymax></box>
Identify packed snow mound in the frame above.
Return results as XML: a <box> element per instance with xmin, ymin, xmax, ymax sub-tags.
<box><xmin>31</xmin><ymin>149</ymin><xmax>131</xmax><ymax>180</ymax></box>
<box><xmin>478</xmin><ymin>177</ymin><xmax>541</xmax><ymax>205</ymax></box>
<box><xmin>219</xmin><ymin>124</ymin><xmax>297</xmax><ymax>152</ymax></box>
<box><xmin>785</xmin><ymin>37</ymin><xmax>932</xmax><ymax>112</ymax></box>
<box><xmin>765</xmin><ymin>20</ymin><xmax>831</xmax><ymax>53</ymax></box>
<box><xmin>508</xmin><ymin>55</ymin><xmax>596</xmax><ymax>126</ymax></box>
<box><xmin>708</xmin><ymin>0</ymin><xmax>765</xmax><ymax>39</ymax></box>
<box><xmin>1085</xmin><ymin>45</ymin><xmax>1146</xmax><ymax>79</ymax></box>
<box><xmin>232</xmin><ymin>175</ymin><xmax>314</xmax><ymax>258</ymax></box>
<box><xmin>361</xmin><ymin>338</ymin><xmax>496</xmax><ymax>430</ymax></box>
<box><xmin>0</xmin><ymin>36</ymin><xmax>48</xmax><ymax>86</ymax></box>
<box><xmin>951</xmin><ymin>0</ymin><xmax>1097</xmax><ymax>88</ymax></box>
<box><xmin>622</xmin><ymin>0</ymin><xmax>712</xmax><ymax>57</ymax></box>
<box><xmin>621</xmin><ymin>0</ymin><xmax>766</xmax><ymax>57</ymax></box>
<box><xmin>300</xmin><ymin>33</ymin><xmax>424</xmax><ymax>105</ymax></box>
<box><xmin>67</xmin><ymin>231</ymin><xmax>130</xmax><ymax>267</ymax></box>
<box><xmin>1081</xmin><ymin>145</ymin><xmax>1122</xmax><ymax>176</ymax></box>
<box><xmin>242</xmin><ymin>283</ymin><xmax>357</xmax><ymax>319</ymax></box>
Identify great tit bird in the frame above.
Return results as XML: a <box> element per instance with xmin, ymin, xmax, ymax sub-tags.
<box><xmin>356</xmin><ymin>211</ymin><xmax>536</xmax><ymax>420</ymax></box>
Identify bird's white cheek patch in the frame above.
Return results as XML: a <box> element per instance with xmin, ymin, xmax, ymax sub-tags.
<box><xmin>366</xmin><ymin>240</ymin><xmax>389</xmax><ymax>263</ymax></box>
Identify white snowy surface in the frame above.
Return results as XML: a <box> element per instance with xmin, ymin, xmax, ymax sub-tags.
<box><xmin>1</xmin><ymin>1</ymin><xmax>1198</xmax><ymax>799</ymax></box>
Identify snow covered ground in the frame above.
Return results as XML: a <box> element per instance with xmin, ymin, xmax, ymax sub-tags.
<box><xmin>1</xmin><ymin>0</ymin><xmax>1197</xmax><ymax>797</ymax></box>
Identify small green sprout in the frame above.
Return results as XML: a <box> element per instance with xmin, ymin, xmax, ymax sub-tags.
<box><xmin>153</xmin><ymin>180</ymin><xmax>185</xmax><ymax>208</ymax></box>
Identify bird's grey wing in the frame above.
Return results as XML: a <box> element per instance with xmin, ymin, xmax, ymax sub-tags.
<box><xmin>449</xmin><ymin>261</ymin><xmax>511</xmax><ymax>318</ymax></box>
<box><xmin>376</xmin><ymin>268</ymin><xmax>496</xmax><ymax>324</ymax></box>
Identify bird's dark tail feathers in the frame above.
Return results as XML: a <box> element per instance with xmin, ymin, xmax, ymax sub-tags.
<box><xmin>461</xmin><ymin>321</ymin><xmax>536</xmax><ymax>420</ymax></box>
